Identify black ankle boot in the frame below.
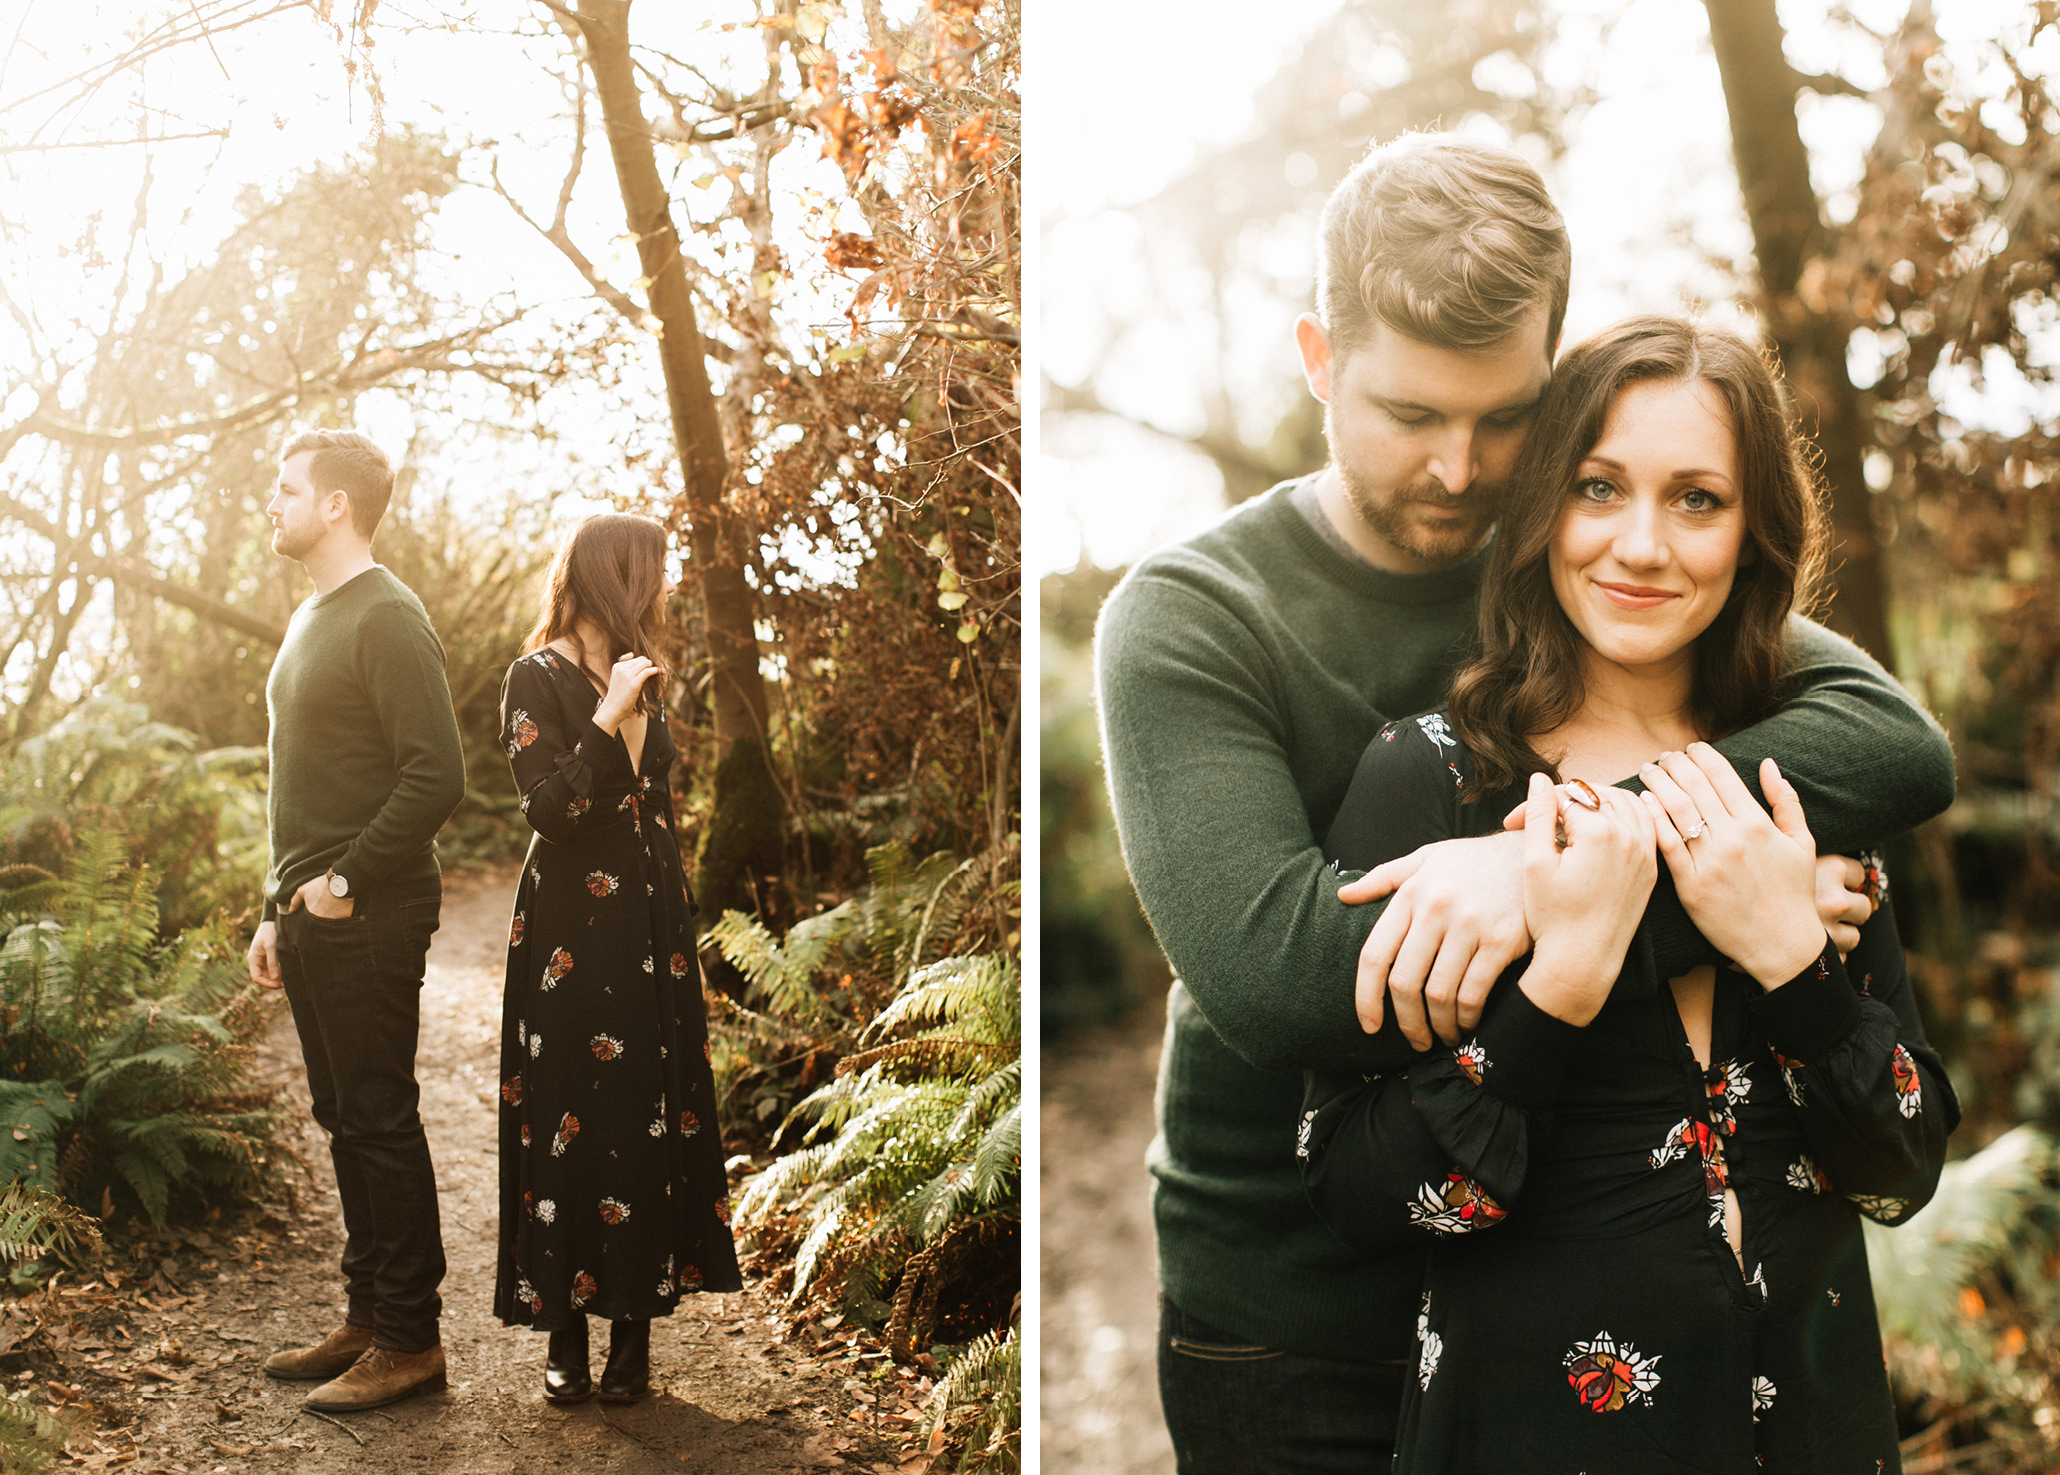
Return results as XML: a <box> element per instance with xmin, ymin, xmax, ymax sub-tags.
<box><xmin>598</xmin><ymin>1318</ymin><xmax>651</xmax><ymax>1404</ymax></box>
<box><xmin>544</xmin><ymin>1318</ymin><xmax>592</xmax><ymax>1404</ymax></box>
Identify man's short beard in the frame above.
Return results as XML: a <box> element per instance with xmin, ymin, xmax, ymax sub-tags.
<box><xmin>273</xmin><ymin>524</ymin><xmax>319</xmax><ymax>562</ymax></box>
<box><xmin>1336</xmin><ymin>460</ymin><xmax>1497</xmax><ymax>569</ymax></box>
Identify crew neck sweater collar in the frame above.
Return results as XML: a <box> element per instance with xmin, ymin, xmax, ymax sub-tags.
<box><xmin>307</xmin><ymin>564</ymin><xmax>388</xmax><ymax>607</ymax></box>
<box><xmin>1265</xmin><ymin>476</ymin><xmax>1493</xmax><ymax>607</ymax></box>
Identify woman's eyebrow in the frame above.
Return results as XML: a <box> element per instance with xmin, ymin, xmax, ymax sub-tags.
<box><xmin>1580</xmin><ymin>454</ymin><xmax>1734</xmax><ymax>482</ymax></box>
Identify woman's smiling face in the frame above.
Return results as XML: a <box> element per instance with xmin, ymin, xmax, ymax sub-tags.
<box><xmin>1548</xmin><ymin>376</ymin><xmax>1750</xmax><ymax>679</ymax></box>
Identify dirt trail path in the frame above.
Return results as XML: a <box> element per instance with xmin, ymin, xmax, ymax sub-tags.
<box><xmin>50</xmin><ymin>865</ymin><xmax>898</xmax><ymax>1475</ymax></box>
<box><xmin>1039</xmin><ymin>999</ymin><xmax>1174</xmax><ymax>1474</ymax></box>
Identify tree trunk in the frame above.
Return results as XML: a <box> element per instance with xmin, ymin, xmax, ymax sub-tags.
<box><xmin>1703</xmin><ymin>0</ymin><xmax>1894</xmax><ymax>665</ymax></box>
<box><xmin>572</xmin><ymin>0</ymin><xmax>784</xmax><ymax>917</ymax></box>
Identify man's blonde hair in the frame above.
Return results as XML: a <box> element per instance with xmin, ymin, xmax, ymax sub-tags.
<box><xmin>282</xmin><ymin>429</ymin><xmax>395</xmax><ymax>539</ymax></box>
<box><xmin>1317</xmin><ymin>133</ymin><xmax>1569</xmax><ymax>358</ymax></box>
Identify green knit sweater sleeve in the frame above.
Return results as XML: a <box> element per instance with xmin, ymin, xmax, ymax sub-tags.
<box><xmin>1636</xmin><ymin>615</ymin><xmax>1956</xmax><ymax>981</ymax></box>
<box><xmin>1096</xmin><ymin>571</ymin><xmax>1405</xmax><ymax>1077</ymax></box>
<box><xmin>330</xmin><ymin>599</ymin><xmax>467</xmax><ymax>891</ymax></box>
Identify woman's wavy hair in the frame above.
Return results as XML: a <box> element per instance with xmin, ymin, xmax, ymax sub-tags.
<box><xmin>523</xmin><ymin>514</ymin><xmax>671</xmax><ymax>714</ymax></box>
<box><xmin>1448</xmin><ymin>315</ymin><xmax>1829</xmax><ymax>798</ymax></box>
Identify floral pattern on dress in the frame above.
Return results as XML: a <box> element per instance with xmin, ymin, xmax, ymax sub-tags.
<box><xmin>599</xmin><ymin>1197</ymin><xmax>630</xmax><ymax>1225</ymax></box>
<box><xmin>1844</xmin><ymin>1192</ymin><xmax>1913</xmax><ymax>1223</ymax></box>
<box><xmin>570</xmin><ymin>1270</ymin><xmax>596</xmax><ymax>1309</ymax></box>
<box><xmin>1454</xmin><ymin>1042</ymin><xmax>1487</xmax><ymax>1086</ymax></box>
<box><xmin>507</xmin><ymin>711</ymin><xmax>538</xmax><ymax>757</ymax></box>
<box><xmin>1418</xmin><ymin>1326</ymin><xmax>1444</xmax><ymax>1389</ymax></box>
<box><xmin>1785</xmin><ymin>1154</ymin><xmax>1831</xmax><ymax>1195</ymax></box>
<box><xmin>1752</xmin><ymin>1375</ymin><xmax>1777</xmax><ymax>1420</ymax></box>
<box><xmin>1417</xmin><ymin>713</ymin><xmax>1457</xmax><ymax>749</ymax></box>
<box><xmin>1705</xmin><ymin>1059</ymin><xmax>1751</xmax><ymax>1132</ymax></box>
<box><xmin>1770</xmin><ymin>1046</ymin><xmax>1806</xmax><ymax>1106</ymax></box>
<box><xmin>1650</xmin><ymin>1117</ymin><xmax>1731</xmax><ymax>1228</ymax></box>
<box><xmin>585</xmin><ymin>871</ymin><xmax>620</xmax><ymax>898</ymax></box>
<box><xmin>1564</xmin><ymin>1332</ymin><xmax>1661</xmax><ymax>1412</ymax></box>
<box><xmin>541</xmin><ymin>947</ymin><xmax>574</xmax><ymax>991</ymax></box>
<box><xmin>1415</xmin><ymin>1293</ymin><xmax>1440</xmax><ymax>1389</ymax></box>
<box><xmin>591</xmin><ymin>1033</ymin><xmax>625</xmax><ymax>1061</ymax></box>
<box><xmin>509</xmin><ymin>913</ymin><xmax>526</xmax><ymax>948</ymax></box>
<box><xmin>1891</xmin><ymin>1044</ymin><xmax>1923</xmax><ymax>1118</ymax></box>
<box><xmin>551</xmin><ymin>1112</ymin><xmax>580</xmax><ymax>1157</ymax></box>
<box><xmin>1407</xmin><ymin>1170</ymin><xmax>1507</xmax><ymax>1234</ymax></box>
<box><xmin>501</xmin><ymin>1074</ymin><xmax>523</xmax><ymax>1105</ymax></box>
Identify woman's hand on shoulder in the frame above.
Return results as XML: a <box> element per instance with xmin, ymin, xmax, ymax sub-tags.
<box><xmin>594</xmin><ymin>653</ymin><xmax>662</xmax><ymax>733</ymax></box>
<box><xmin>1519</xmin><ymin>772</ymin><xmax>1657</xmax><ymax>1026</ymax></box>
<box><xmin>1639</xmin><ymin>746</ymin><xmax>1827</xmax><ymax>989</ymax></box>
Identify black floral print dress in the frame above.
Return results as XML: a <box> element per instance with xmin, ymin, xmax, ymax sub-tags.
<box><xmin>1301</xmin><ymin>711</ymin><xmax>1958</xmax><ymax>1474</ymax></box>
<box><xmin>492</xmin><ymin>649</ymin><xmax>742</xmax><ymax>1331</ymax></box>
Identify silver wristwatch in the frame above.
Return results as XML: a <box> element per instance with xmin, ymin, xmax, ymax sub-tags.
<box><xmin>328</xmin><ymin>871</ymin><xmax>351</xmax><ymax>899</ymax></box>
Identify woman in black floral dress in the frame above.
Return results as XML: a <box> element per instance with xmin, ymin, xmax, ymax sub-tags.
<box><xmin>1300</xmin><ymin>319</ymin><xmax>1956</xmax><ymax>1472</ymax></box>
<box><xmin>493</xmin><ymin>514</ymin><xmax>741</xmax><ymax>1404</ymax></box>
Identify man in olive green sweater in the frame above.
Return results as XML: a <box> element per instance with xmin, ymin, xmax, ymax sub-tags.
<box><xmin>244</xmin><ymin>430</ymin><xmax>465</xmax><ymax>1413</ymax></box>
<box><xmin>1095</xmin><ymin>136</ymin><xmax>1956</xmax><ymax>1472</ymax></box>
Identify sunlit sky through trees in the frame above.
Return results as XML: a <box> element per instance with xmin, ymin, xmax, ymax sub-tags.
<box><xmin>0</xmin><ymin>0</ymin><xmax>920</xmax><ymax>705</ymax></box>
<box><xmin>0</xmin><ymin>0</ymin><xmax>876</xmax><ymax>526</ymax></box>
<box><xmin>1039</xmin><ymin>0</ymin><xmax>2058</xmax><ymax>578</ymax></box>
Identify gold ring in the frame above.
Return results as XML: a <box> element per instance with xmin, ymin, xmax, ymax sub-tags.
<box><xmin>1563</xmin><ymin>778</ymin><xmax>1602</xmax><ymax>811</ymax></box>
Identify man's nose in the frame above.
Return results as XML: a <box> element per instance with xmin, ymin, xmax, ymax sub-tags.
<box><xmin>1425</xmin><ymin>427</ymin><xmax>1478</xmax><ymax>496</ymax></box>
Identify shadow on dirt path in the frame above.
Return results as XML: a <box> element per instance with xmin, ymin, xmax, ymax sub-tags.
<box><xmin>42</xmin><ymin>865</ymin><xmax>899</xmax><ymax>1475</ymax></box>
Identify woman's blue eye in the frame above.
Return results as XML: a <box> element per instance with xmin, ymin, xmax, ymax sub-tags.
<box><xmin>1574</xmin><ymin>478</ymin><xmax>1615</xmax><ymax>502</ymax></box>
<box><xmin>1680</xmin><ymin>488</ymin><xmax>1719</xmax><ymax>511</ymax></box>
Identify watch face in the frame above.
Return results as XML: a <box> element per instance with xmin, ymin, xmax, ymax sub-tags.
<box><xmin>329</xmin><ymin>873</ymin><xmax>349</xmax><ymax>898</ymax></box>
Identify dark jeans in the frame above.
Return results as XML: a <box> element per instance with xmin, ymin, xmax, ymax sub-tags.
<box><xmin>277</xmin><ymin>886</ymin><xmax>446</xmax><ymax>1353</ymax></box>
<box><xmin>1158</xmin><ymin>1296</ymin><xmax>1407</xmax><ymax>1474</ymax></box>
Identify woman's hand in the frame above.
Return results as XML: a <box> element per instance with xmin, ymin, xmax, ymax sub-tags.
<box><xmin>594</xmin><ymin>653</ymin><xmax>662</xmax><ymax>733</ymax></box>
<box><xmin>1638</xmin><ymin>745</ymin><xmax>1827</xmax><ymax>989</ymax></box>
<box><xmin>1518</xmin><ymin>772</ymin><xmax>1658</xmax><ymax>1026</ymax></box>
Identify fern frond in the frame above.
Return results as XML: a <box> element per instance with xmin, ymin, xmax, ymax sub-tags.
<box><xmin>922</xmin><ymin>1322</ymin><xmax>1022</xmax><ymax>1473</ymax></box>
<box><xmin>0</xmin><ymin>1182</ymin><xmax>100</xmax><ymax>1263</ymax></box>
<box><xmin>0</xmin><ymin>1385</ymin><xmax>67</xmax><ymax>1474</ymax></box>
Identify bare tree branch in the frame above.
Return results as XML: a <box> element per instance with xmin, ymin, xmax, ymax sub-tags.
<box><xmin>487</xmin><ymin>151</ymin><xmax>651</xmax><ymax>328</ymax></box>
<box><xmin>102</xmin><ymin>555</ymin><xmax>286</xmax><ymax>644</ymax></box>
<box><xmin>0</xmin><ymin>127</ymin><xmax>229</xmax><ymax>154</ymax></box>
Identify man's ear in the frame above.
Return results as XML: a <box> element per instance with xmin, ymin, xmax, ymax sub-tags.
<box><xmin>322</xmin><ymin>489</ymin><xmax>353</xmax><ymax>529</ymax></box>
<box><xmin>1295</xmin><ymin>314</ymin><xmax>1334</xmax><ymax>403</ymax></box>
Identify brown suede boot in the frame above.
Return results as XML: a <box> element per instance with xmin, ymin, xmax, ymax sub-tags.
<box><xmin>303</xmin><ymin>1343</ymin><xmax>448</xmax><ymax>1411</ymax></box>
<box><xmin>262</xmin><ymin>1322</ymin><xmax>375</xmax><ymax>1381</ymax></box>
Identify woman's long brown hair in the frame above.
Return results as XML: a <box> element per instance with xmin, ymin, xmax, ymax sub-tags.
<box><xmin>1448</xmin><ymin>315</ymin><xmax>1830</xmax><ymax>799</ymax></box>
<box><xmin>522</xmin><ymin>514</ymin><xmax>671</xmax><ymax>715</ymax></box>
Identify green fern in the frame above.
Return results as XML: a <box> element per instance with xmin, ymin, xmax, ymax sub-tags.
<box><xmin>0</xmin><ymin>833</ymin><xmax>278</xmax><ymax>1226</ymax></box>
<box><xmin>716</xmin><ymin>838</ymin><xmax>1019</xmax><ymax>1463</ymax></box>
<box><xmin>0</xmin><ymin>1182</ymin><xmax>100</xmax><ymax>1263</ymax></box>
<box><xmin>921</xmin><ymin>1319</ymin><xmax>1022</xmax><ymax>1473</ymax></box>
<box><xmin>0</xmin><ymin>698</ymin><xmax>266</xmax><ymax>934</ymax></box>
<box><xmin>0</xmin><ymin>1386</ymin><xmax>65</xmax><ymax>1475</ymax></box>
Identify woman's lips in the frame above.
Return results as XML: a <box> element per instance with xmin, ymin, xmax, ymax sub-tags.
<box><xmin>1595</xmin><ymin>581</ymin><xmax>1677</xmax><ymax>610</ymax></box>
